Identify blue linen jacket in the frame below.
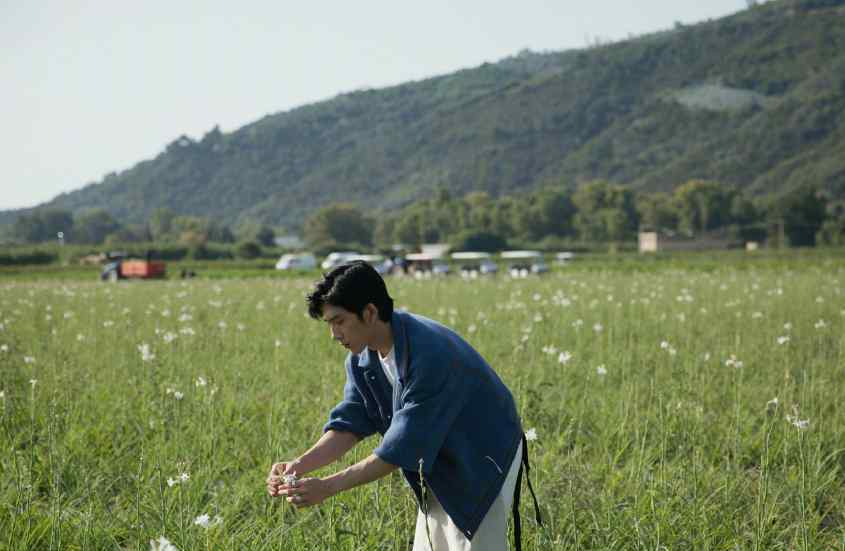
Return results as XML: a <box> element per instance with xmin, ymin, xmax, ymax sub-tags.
<box><xmin>324</xmin><ymin>310</ymin><xmax>523</xmax><ymax>540</ymax></box>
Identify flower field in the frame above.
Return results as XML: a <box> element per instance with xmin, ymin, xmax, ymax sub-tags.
<box><xmin>1</xmin><ymin>257</ymin><xmax>844</xmax><ymax>550</ymax></box>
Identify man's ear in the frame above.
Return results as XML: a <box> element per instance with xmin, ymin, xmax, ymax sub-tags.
<box><xmin>365</xmin><ymin>303</ymin><xmax>379</xmax><ymax>324</ymax></box>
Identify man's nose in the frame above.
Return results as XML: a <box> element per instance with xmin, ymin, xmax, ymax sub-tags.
<box><xmin>330</xmin><ymin>325</ymin><xmax>341</xmax><ymax>340</ymax></box>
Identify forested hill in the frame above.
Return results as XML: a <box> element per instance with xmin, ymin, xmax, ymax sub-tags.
<box><xmin>3</xmin><ymin>0</ymin><xmax>845</xmax><ymax>231</ymax></box>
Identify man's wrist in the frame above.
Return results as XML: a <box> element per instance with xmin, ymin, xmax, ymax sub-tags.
<box><xmin>322</xmin><ymin>473</ymin><xmax>344</xmax><ymax>496</ymax></box>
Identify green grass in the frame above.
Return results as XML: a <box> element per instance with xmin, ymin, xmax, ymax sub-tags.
<box><xmin>1</xmin><ymin>252</ymin><xmax>844</xmax><ymax>549</ymax></box>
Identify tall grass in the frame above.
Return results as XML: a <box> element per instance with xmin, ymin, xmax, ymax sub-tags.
<box><xmin>0</xmin><ymin>256</ymin><xmax>844</xmax><ymax>549</ymax></box>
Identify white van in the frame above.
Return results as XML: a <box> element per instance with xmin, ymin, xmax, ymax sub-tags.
<box><xmin>275</xmin><ymin>253</ymin><xmax>317</xmax><ymax>271</ymax></box>
<box><xmin>320</xmin><ymin>251</ymin><xmax>361</xmax><ymax>270</ymax></box>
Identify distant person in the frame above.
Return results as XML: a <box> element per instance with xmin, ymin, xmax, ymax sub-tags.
<box><xmin>266</xmin><ymin>260</ymin><xmax>540</xmax><ymax>550</ymax></box>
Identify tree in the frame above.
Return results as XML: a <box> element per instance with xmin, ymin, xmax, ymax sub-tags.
<box><xmin>149</xmin><ymin>208</ymin><xmax>176</xmax><ymax>241</ymax></box>
<box><xmin>11</xmin><ymin>209</ymin><xmax>73</xmax><ymax>243</ymax></box>
<box><xmin>238</xmin><ymin>222</ymin><xmax>275</xmax><ymax>246</ymax></box>
<box><xmin>73</xmin><ymin>209</ymin><xmax>121</xmax><ymax>244</ymax></box>
<box><xmin>303</xmin><ymin>204</ymin><xmax>373</xmax><ymax>248</ymax></box>
<box><xmin>636</xmin><ymin>192</ymin><xmax>678</xmax><ymax>231</ymax></box>
<box><xmin>673</xmin><ymin>180</ymin><xmax>735</xmax><ymax>236</ymax></box>
<box><xmin>449</xmin><ymin>230</ymin><xmax>507</xmax><ymax>253</ymax></box>
<box><xmin>770</xmin><ymin>187</ymin><xmax>827</xmax><ymax>247</ymax></box>
<box><xmin>572</xmin><ymin>180</ymin><xmax>638</xmax><ymax>243</ymax></box>
<box><xmin>235</xmin><ymin>241</ymin><xmax>262</xmax><ymax>259</ymax></box>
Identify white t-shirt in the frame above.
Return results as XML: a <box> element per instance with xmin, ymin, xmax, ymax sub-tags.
<box><xmin>378</xmin><ymin>346</ymin><xmax>398</xmax><ymax>386</ymax></box>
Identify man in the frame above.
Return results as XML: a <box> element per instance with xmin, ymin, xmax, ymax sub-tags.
<box><xmin>266</xmin><ymin>261</ymin><xmax>538</xmax><ymax>550</ymax></box>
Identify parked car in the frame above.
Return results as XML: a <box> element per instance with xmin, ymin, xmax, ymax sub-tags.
<box><xmin>451</xmin><ymin>251</ymin><xmax>498</xmax><ymax>278</ymax></box>
<box><xmin>275</xmin><ymin>253</ymin><xmax>317</xmax><ymax>271</ymax></box>
<box><xmin>501</xmin><ymin>250</ymin><xmax>548</xmax><ymax>277</ymax></box>
<box><xmin>406</xmin><ymin>253</ymin><xmax>450</xmax><ymax>277</ymax></box>
<box><xmin>320</xmin><ymin>251</ymin><xmax>361</xmax><ymax>270</ymax></box>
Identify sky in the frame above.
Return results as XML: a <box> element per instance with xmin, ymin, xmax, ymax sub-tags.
<box><xmin>0</xmin><ymin>0</ymin><xmax>746</xmax><ymax>211</ymax></box>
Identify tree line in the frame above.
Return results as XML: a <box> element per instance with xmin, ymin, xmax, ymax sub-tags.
<box><xmin>7</xmin><ymin>207</ymin><xmax>276</xmax><ymax>256</ymax></box>
<box><xmin>7</xmin><ymin>180</ymin><xmax>844</xmax><ymax>255</ymax></box>
<box><xmin>305</xmin><ymin>180</ymin><xmax>841</xmax><ymax>254</ymax></box>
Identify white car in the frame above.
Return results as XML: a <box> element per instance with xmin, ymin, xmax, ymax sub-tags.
<box><xmin>275</xmin><ymin>253</ymin><xmax>317</xmax><ymax>271</ymax></box>
<box><xmin>320</xmin><ymin>252</ymin><xmax>361</xmax><ymax>270</ymax></box>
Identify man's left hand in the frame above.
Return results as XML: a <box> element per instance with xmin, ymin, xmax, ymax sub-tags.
<box><xmin>281</xmin><ymin>477</ymin><xmax>335</xmax><ymax>508</ymax></box>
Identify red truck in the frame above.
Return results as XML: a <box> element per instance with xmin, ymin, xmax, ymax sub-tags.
<box><xmin>101</xmin><ymin>254</ymin><xmax>166</xmax><ymax>281</ymax></box>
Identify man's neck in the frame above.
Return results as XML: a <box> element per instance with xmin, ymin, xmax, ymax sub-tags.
<box><xmin>369</xmin><ymin>321</ymin><xmax>394</xmax><ymax>357</ymax></box>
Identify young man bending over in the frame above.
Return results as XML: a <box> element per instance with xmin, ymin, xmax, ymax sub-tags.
<box><xmin>267</xmin><ymin>261</ymin><xmax>537</xmax><ymax>550</ymax></box>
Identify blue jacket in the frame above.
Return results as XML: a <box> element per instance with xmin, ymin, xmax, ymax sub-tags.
<box><xmin>324</xmin><ymin>310</ymin><xmax>523</xmax><ymax>540</ymax></box>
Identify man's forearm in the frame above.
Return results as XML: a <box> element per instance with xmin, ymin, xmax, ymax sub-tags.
<box><xmin>324</xmin><ymin>453</ymin><xmax>397</xmax><ymax>495</ymax></box>
<box><xmin>292</xmin><ymin>430</ymin><xmax>361</xmax><ymax>475</ymax></box>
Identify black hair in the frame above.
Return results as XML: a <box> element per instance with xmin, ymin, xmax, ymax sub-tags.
<box><xmin>306</xmin><ymin>260</ymin><xmax>394</xmax><ymax>322</ymax></box>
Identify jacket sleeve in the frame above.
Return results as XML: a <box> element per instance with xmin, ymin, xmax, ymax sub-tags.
<box><xmin>373</xmin><ymin>350</ymin><xmax>473</xmax><ymax>473</ymax></box>
<box><xmin>323</xmin><ymin>364</ymin><xmax>378</xmax><ymax>440</ymax></box>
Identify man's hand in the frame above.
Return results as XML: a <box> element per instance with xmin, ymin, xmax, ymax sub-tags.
<box><xmin>266</xmin><ymin>461</ymin><xmax>299</xmax><ymax>497</ymax></box>
<box><xmin>279</xmin><ymin>477</ymin><xmax>336</xmax><ymax>508</ymax></box>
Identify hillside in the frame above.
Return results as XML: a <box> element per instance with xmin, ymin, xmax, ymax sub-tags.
<box><xmin>3</xmin><ymin>0</ymin><xmax>844</xmax><ymax>231</ymax></box>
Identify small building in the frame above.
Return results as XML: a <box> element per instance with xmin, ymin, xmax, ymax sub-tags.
<box><xmin>638</xmin><ymin>231</ymin><xmax>736</xmax><ymax>253</ymax></box>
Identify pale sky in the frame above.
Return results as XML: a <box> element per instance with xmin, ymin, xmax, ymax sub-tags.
<box><xmin>0</xmin><ymin>0</ymin><xmax>745</xmax><ymax>210</ymax></box>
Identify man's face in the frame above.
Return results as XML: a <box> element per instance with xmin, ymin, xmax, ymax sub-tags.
<box><xmin>322</xmin><ymin>304</ymin><xmax>374</xmax><ymax>355</ymax></box>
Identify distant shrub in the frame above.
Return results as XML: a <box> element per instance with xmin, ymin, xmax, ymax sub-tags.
<box><xmin>235</xmin><ymin>241</ymin><xmax>262</xmax><ymax>259</ymax></box>
<box><xmin>0</xmin><ymin>250</ymin><xmax>57</xmax><ymax>266</ymax></box>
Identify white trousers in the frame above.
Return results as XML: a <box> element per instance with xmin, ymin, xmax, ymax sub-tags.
<box><xmin>412</xmin><ymin>441</ymin><xmax>523</xmax><ymax>551</ymax></box>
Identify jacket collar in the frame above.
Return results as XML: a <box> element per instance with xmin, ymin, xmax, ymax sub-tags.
<box><xmin>355</xmin><ymin>310</ymin><xmax>409</xmax><ymax>379</ymax></box>
<box><xmin>390</xmin><ymin>310</ymin><xmax>410</xmax><ymax>381</ymax></box>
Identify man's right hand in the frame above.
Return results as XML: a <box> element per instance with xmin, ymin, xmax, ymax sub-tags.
<box><xmin>267</xmin><ymin>461</ymin><xmax>298</xmax><ymax>497</ymax></box>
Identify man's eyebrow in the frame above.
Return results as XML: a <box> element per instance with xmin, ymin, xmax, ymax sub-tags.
<box><xmin>324</xmin><ymin>314</ymin><xmax>341</xmax><ymax>323</ymax></box>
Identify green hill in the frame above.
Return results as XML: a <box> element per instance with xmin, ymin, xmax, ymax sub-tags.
<box><xmin>3</xmin><ymin>0</ymin><xmax>844</xmax><ymax>231</ymax></box>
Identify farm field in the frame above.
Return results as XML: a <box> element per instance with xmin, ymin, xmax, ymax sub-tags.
<box><xmin>1</xmin><ymin>254</ymin><xmax>844</xmax><ymax>550</ymax></box>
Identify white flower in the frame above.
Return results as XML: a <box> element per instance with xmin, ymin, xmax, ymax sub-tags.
<box><xmin>572</xmin><ymin>319</ymin><xmax>583</xmax><ymax>329</ymax></box>
<box><xmin>179</xmin><ymin>327</ymin><xmax>195</xmax><ymax>336</ymax></box>
<box><xmin>167</xmin><ymin>477</ymin><xmax>177</xmax><ymax>487</ymax></box>
<box><xmin>777</xmin><ymin>336</ymin><xmax>790</xmax><ymax>345</ymax></box>
<box><xmin>596</xmin><ymin>365</ymin><xmax>607</xmax><ymax>376</ymax></box>
<box><xmin>162</xmin><ymin>332</ymin><xmax>177</xmax><ymax>343</ymax></box>
<box><xmin>558</xmin><ymin>351</ymin><xmax>572</xmax><ymax>365</ymax></box>
<box><xmin>195</xmin><ymin>376</ymin><xmax>207</xmax><ymax>388</ymax></box>
<box><xmin>793</xmin><ymin>419</ymin><xmax>810</xmax><ymax>430</ymax></box>
<box><xmin>23</xmin><ymin>356</ymin><xmax>35</xmax><ymax>364</ymax></box>
<box><xmin>236</xmin><ymin>323</ymin><xmax>245</xmax><ymax>331</ymax></box>
<box><xmin>193</xmin><ymin>513</ymin><xmax>221</xmax><ymax>528</ymax></box>
<box><xmin>29</xmin><ymin>379</ymin><xmax>38</xmax><ymax>386</ymax></box>
<box><xmin>149</xmin><ymin>535</ymin><xmax>180</xmax><ymax>551</ymax></box>
<box><xmin>0</xmin><ymin>344</ymin><xmax>8</xmax><ymax>353</ymax></box>
<box><xmin>179</xmin><ymin>472</ymin><xmax>190</xmax><ymax>482</ymax></box>
<box><xmin>178</xmin><ymin>313</ymin><xmax>193</xmax><ymax>323</ymax></box>
<box><xmin>751</xmin><ymin>311</ymin><xmax>763</xmax><ymax>319</ymax></box>
<box><xmin>725</xmin><ymin>355</ymin><xmax>743</xmax><ymax>369</ymax></box>
<box><xmin>660</xmin><ymin>341</ymin><xmax>670</xmax><ymax>350</ymax></box>
<box><xmin>274</xmin><ymin>339</ymin><xmax>282</xmax><ymax>348</ymax></box>
<box><xmin>766</xmin><ymin>397</ymin><xmax>779</xmax><ymax>412</ymax></box>
<box><xmin>217</xmin><ymin>321</ymin><xmax>227</xmax><ymax>330</ymax></box>
<box><xmin>814</xmin><ymin>319</ymin><xmax>827</xmax><ymax>329</ymax></box>
<box><xmin>0</xmin><ymin>390</ymin><xmax>5</xmax><ymax>399</ymax></box>
<box><xmin>173</xmin><ymin>391</ymin><xmax>184</xmax><ymax>401</ymax></box>
<box><xmin>783</xmin><ymin>322</ymin><xmax>793</xmax><ymax>331</ymax></box>
<box><xmin>525</xmin><ymin>428</ymin><xmax>538</xmax><ymax>441</ymax></box>
<box><xmin>103</xmin><ymin>320</ymin><xmax>115</xmax><ymax>328</ymax></box>
<box><xmin>592</xmin><ymin>323</ymin><xmax>603</xmax><ymax>333</ymax></box>
<box><xmin>703</xmin><ymin>352</ymin><xmax>711</xmax><ymax>361</ymax></box>
<box><xmin>468</xmin><ymin>324</ymin><xmax>477</xmax><ymax>334</ymax></box>
<box><xmin>138</xmin><ymin>343</ymin><xmax>155</xmax><ymax>362</ymax></box>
